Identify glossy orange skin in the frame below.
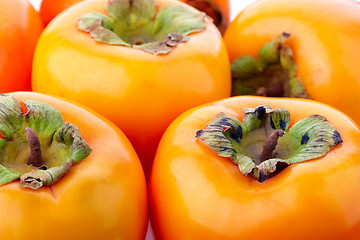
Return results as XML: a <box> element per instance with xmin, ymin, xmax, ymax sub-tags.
<box><xmin>39</xmin><ymin>0</ymin><xmax>82</xmax><ymax>26</ymax></box>
<box><xmin>150</xmin><ymin>96</ymin><xmax>360</xmax><ymax>239</ymax></box>
<box><xmin>0</xmin><ymin>0</ymin><xmax>43</xmax><ymax>92</ymax></box>
<box><xmin>224</xmin><ymin>0</ymin><xmax>360</xmax><ymax>124</ymax></box>
<box><xmin>32</xmin><ymin>0</ymin><xmax>231</xmax><ymax>180</ymax></box>
<box><xmin>40</xmin><ymin>0</ymin><xmax>229</xmax><ymax>33</ymax></box>
<box><xmin>1</xmin><ymin>92</ymin><xmax>148</xmax><ymax>240</ymax></box>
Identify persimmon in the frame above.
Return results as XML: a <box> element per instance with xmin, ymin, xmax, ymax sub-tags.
<box><xmin>0</xmin><ymin>0</ymin><xmax>43</xmax><ymax>92</ymax></box>
<box><xmin>224</xmin><ymin>0</ymin><xmax>360</xmax><ymax>124</ymax></box>
<box><xmin>32</xmin><ymin>0</ymin><xmax>231</xmax><ymax>180</ymax></box>
<box><xmin>149</xmin><ymin>96</ymin><xmax>360</xmax><ymax>239</ymax></box>
<box><xmin>0</xmin><ymin>92</ymin><xmax>148</xmax><ymax>239</ymax></box>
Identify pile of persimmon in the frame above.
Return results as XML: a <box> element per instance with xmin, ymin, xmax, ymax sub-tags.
<box><xmin>1</xmin><ymin>0</ymin><xmax>360</xmax><ymax>239</ymax></box>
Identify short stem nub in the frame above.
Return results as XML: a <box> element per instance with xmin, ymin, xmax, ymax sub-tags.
<box><xmin>259</xmin><ymin>130</ymin><xmax>285</xmax><ymax>162</ymax></box>
<box><xmin>25</xmin><ymin>127</ymin><xmax>43</xmax><ymax>167</ymax></box>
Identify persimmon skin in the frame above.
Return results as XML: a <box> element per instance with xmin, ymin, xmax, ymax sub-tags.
<box><xmin>149</xmin><ymin>96</ymin><xmax>360</xmax><ymax>240</ymax></box>
<box><xmin>32</xmin><ymin>0</ymin><xmax>231</xmax><ymax>180</ymax></box>
<box><xmin>224</xmin><ymin>0</ymin><xmax>360</xmax><ymax>125</ymax></box>
<box><xmin>39</xmin><ymin>0</ymin><xmax>82</xmax><ymax>26</ymax></box>
<box><xmin>0</xmin><ymin>0</ymin><xmax>43</xmax><ymax>92</ymax></box>
<box><xmin>1</xmin><ymin>92</ymin><xmax>148</xmax><ymax>240</ymax></box>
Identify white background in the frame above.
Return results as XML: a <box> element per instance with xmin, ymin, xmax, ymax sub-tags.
<box><xmin>28</xmin><ymin>0</ymin><xmax>258</xmax><ymax>21</ymax></box>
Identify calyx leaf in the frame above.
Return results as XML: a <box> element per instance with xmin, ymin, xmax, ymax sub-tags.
<box><xmin>196</xmin><ymin>105</ymin><xmax>342</xmax><ymax>182</ymax></box>
<box><xmin>231</xmin><ymin>33</ymin><xmax>309</xmax><ymax>99</ymax></box>
<box><xmin>0</xmin><ymin>95</ymin><xmax>91</xmax><ymax>189</ymax></box>
<box><xmin>77</xmin><ymin>0</ymin><xmax>206</xmax><ymax>54</ymax></box>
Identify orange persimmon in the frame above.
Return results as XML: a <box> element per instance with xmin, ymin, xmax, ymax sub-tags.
<box><xmin>32</xmin><ymin>0</ymin><xmax>231</xmax><ymax>180</ymax></box>
<box><xmin>224</xmin><ymin>0</ymin><xmax>360</xmax><ymax>124</ymax></box>
<box><xmin>150</xmin><ymin>96</ymin><xmax>360</xmax><ymax>239</ymax></box>
<box><xmin>0</xmin><ymin>0</ymin><xmax>43</xmax><ymax>92</ymax></box>
<box><xmin>0</xmin><ymin>92</ymin><xmax>148</xmax><ymax>240</ymax></box>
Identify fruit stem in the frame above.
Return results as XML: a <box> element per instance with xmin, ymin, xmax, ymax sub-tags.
<box><xmin>25</xmin><ymin>127</ymin><xmax>43</xmax><ymax>167</ymax></box>
<box><xmin>259</xmin><ymin>130</ymin><xmax>285</xmax><ymax>162</ymax></box>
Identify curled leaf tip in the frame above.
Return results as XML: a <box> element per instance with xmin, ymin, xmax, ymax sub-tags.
<box><xmin>20</xmin><ymin>176</ymin><xmax>44</xmax><ymax>190</ymax></box>
<box><xmin>20</xmin><ymin>159</ymin><xmax>75</xmax><ymax>190</ymax></box>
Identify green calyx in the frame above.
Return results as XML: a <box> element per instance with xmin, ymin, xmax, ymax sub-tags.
<box><xmin>231</xmin><ymin>32</ymin><xmax>309</xmax><ymax>98</ymax></box>
<box><xmin>77</xmin><ymin>0</ymin><xmax>206</xmax><ymax>54</ymax></box>
<box><xmin>0</xmin><ymin>95</ymin><xmax>91</xmax><ymax>190</ymax></box>
<box><xmin>196</xmin><ymin>105</ymin><xmax>342</xmax><ymax>182</ymax></box>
